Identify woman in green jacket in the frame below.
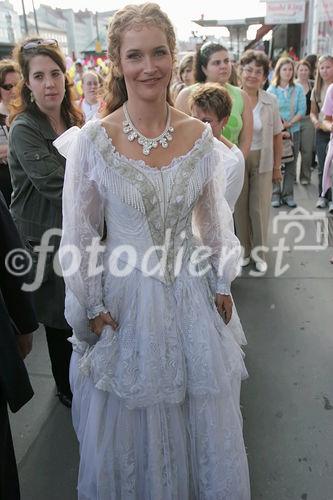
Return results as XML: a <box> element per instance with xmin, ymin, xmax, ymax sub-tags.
<box><xmin>8</xmin><ymin>38</ymin><xmax>84</xmax><ymax>407</ymax></box>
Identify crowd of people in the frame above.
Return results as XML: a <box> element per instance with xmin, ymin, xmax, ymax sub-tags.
<box><xmin>1</xmin><ymin>2</ymin><xmax>333</xmax><ymax>499</ymax></box>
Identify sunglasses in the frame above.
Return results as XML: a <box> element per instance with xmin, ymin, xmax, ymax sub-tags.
<box><xmin>21</xmin><ymin>39</ymin><xmax>59</xmax><ymax>52</ymax></box>
<box><xmin>0</xmin><ymin>83</ymin><xmax>15</xmax><ymax>91</ymax></box>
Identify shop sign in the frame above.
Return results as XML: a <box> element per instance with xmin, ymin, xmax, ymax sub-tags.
<box><xmin>265</xmin><ymin>1</ymin><xmax>305</xmax><ymax>24</ymax></box>
<box><xmin>318</xmin><ymin>0</ymin><xmax>333</xmax><ymax>22</ymax></box>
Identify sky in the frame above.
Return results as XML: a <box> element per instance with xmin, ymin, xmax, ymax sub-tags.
<box><xmin>11</xmin><ymin>0</ymin><xmax>267</xmax><ymax>40</ymax></box>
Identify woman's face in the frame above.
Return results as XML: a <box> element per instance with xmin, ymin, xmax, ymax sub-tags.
<box><xmin>82</xmin><ymin>73</ymin><xmax>99</xmax><ymax>102</ymax></box>
<box><xmin>0</xmin><ymin>71</ymin><xmax>19</xmax><ymax>105</ymax></box>
<box><xmin>319</xmin><ymin>59</ymin><xmax>333</xmax><ymax>83</ymax></box>
<box><xmin>119</xmin><ymin>24</ymin><xmax>173</xmax><ymax>102</ymax></box>
<box><xmin>279</xmin><ymin>63</ymin><xmax>294</xmax><ymax>84</ymax></box>
<box><xmin>181</xmin><ymin>65</ymin><xmax>194</xmax><ymax>86</ymax></box>
<box><xmin>202</xmin><ymin>50</ymin><xmax>231</xmax><ymax>85</ymax></box>
<box><xmin>240</xmin><ymin>61</ymin><xmax>266</xmax><ymax>91</ymax></box>
<box><xmin>297</xmin><ymin>64</ymin><xmax>310</xmax><ymax>81</ymax></box>
<box><xmin>26</xmin><ymin>55</ymin><xmax>65</xmax><ymax>113</ymax></box>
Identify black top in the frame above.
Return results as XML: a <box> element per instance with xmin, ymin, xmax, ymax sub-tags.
<box><xmin>0</xmin><ymin>192</ymin><xmax>37</xmax><ymax>412</ymax></box>
<box><xmin>0</xmin><ymin>112</ymin><xmax>11</xmax><ymax>206</ymax></box>
<box><xmin>305</xmin><ymin>88</ymin><xmax>312</xmax><ymax>116</ymax></box>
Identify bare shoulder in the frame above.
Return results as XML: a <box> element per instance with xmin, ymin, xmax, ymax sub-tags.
<box><xmin>174</xmin><ymin>86</ymin><xmax>193</xmax><ymax>113</ymax></box>
<box><xmin>175</xmin><ymin>85</ymin><xmax>192</xmax><ymax>100</ymax></box>
<box><xmin>172</xmin><ymin>108</ymin><xmax>206</xmax><ymax>142</ymax></box>
<box><xmin>101</xmin><ymin>108</ymin><xmax>123</xmax><ymax>141</ymax></box>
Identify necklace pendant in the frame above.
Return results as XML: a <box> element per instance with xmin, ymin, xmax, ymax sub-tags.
<box><xmin>122</xmin><ymin>101</ymin><xmax>173</xmax><ymax>156</ymax></box>
<box><xmin>127</xmin><ymin>131</ymin><xmax>137</xmax><ymax>141</ymax></box>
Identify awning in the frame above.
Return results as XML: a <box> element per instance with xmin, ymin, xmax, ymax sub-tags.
<box><xmin>245</xmin><ymin>24</ymin><xmax>275</xmax><ymax>50</ymax></box>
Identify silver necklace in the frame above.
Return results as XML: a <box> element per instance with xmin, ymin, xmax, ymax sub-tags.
<box><xmin>122</xmin><ymin>101</ymin><xmax>174</xmax><ymax>156</ymax></box>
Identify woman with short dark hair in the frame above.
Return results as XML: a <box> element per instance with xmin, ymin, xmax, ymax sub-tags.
<box><xmin>235</xmin><ymin>50</ymin><xmax>282</xmax><ymax>272</ymax></box>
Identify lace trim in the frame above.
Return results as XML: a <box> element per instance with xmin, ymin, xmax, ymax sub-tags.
<box><xmin>84</xmin><ymin>121</ymin><xmax>217</xmax><ymax>284</ymax></box>
<box><xmin>186</xmin><ymin>148</ymin><xmax>220</xmax><ymax>208</ymax></box>
<box><xmin>100</xmin><ymin>167</ymin><xmax>146</xmax><ymax>214</ymax></box>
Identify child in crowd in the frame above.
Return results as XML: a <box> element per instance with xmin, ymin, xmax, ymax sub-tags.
<box><xmin>189</xmin><ymin>82</ymin><xmax>245</xmax><ymax>213</ymax></box>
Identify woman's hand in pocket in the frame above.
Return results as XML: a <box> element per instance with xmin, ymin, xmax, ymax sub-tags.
<box><xmin>89</xmin><ymin>312</ymin><xmax>118</xmax><ymax>336</ymax></box>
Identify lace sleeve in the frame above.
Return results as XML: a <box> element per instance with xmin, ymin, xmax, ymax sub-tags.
<box><xmin>58</xmin><ymin>128</ymin><xmax>107</xmax><ymax>319</ymax></box>
<box><xmin>192</xmin><ymin>147</ymin><xmax>241</xmax><ymax>295</ymax></box>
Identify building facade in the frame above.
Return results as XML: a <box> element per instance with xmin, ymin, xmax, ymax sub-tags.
<box><xmin>0</xmin><ymin>0</ymin><xmax>21</xmax><ymax>56</ymax></box>
<box><xmin>21</xmin><ymin>14</ymin><xmax>68</xmax><ymax>55</ymax></box>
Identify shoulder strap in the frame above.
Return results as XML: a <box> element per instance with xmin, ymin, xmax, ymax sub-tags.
<box><xmin>290</xmin><ymin>87</ymin><xmax>296</xmax><ymax>117</ymax></box>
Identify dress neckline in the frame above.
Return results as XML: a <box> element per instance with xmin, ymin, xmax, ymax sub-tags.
<box><xmin>96</xmin><ymin>120</ymin><xmax>212</xmax><ymax>173</ymax></box>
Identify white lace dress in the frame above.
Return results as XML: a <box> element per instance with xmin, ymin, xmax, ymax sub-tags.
<box><xmin>56</xmin><ymin>121</ymin><xmax>250</xmax><ymax>500</ymax></box>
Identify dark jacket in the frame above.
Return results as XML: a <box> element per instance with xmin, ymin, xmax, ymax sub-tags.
<box><xmin>0</xmin><ymin>113</ymin><xmax>12</xmax><ymax>207</ymax></box>
<box><xmin>8</xmin><ymin>110</ymin><xmax>69</xmax><ymax>329</ymax></box>
<box><xmin>0</xmin><ymin>193</ymin><xmax>37</xmax><ymax>412</ymax></box>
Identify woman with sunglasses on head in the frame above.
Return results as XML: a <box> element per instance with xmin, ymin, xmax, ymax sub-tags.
<box><xmin>0</xmin><ymin>60</ymin><xmax>19</xmax><ymax>207</ymax></box>
<box><xmin>175</xmin><ymin>42</ymin><xmax>253</xmax><ymax>159</ymax></box>
<box><xmin>8</xmin><ymin>38</ymin><xmax>84</xmax><ymax>408</ymax></box>
<box><xmin>56</xmin><ymin>3</ymin><xmax>250</xmax><ymax>498</ymax></box>
<box><xmin>310</xmin><ymin>55</ymin><xmax>333</xmax><ymax>209</ymax></box>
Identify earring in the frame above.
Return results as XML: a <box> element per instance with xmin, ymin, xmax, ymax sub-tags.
<box><xmin>30</xmin><ymin>92</ymin><xmax>35</xmax><ymax>103</ymax></box>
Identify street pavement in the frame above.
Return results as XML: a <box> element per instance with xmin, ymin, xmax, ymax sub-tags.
<box><xmin>10</xmin><ymin>173</ymin><xmax>333</xmax><ymax>500</ymax></box>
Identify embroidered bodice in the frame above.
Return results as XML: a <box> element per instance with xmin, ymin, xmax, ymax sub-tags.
<box><xmin>56</xmin><ymin>120</ymin><xmax>241</xmax><ymax>320</ymax></box>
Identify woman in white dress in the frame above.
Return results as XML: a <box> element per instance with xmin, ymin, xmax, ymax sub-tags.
<box><xmin>78</xmin><ymin>71</ymin><xmax>103</xmax><ymax>123</ymax></box>
<box><xmin>57</xmin><ymin>3</ymin><xmax>250</xmax><ymax>499</ymax></box>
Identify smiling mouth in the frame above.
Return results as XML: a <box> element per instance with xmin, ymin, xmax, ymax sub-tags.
<box><xmin>140</xmin><ymin>78</ymin><xmax>161</xmax><ymax>83</ymax></box>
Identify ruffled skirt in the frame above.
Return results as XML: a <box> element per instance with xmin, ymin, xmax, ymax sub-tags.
<box><xmin>67</xmin><ymin>267</ymin><xmax>250</xmax><ymax>499</ymax></box>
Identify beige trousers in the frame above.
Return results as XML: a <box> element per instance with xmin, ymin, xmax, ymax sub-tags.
<box><xmin>234</xmin><ymin>150</ymin><xmax>272</xmax><ymax>262</ymax></box>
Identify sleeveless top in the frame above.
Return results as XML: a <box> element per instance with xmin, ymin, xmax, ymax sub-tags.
<box><xmin>222</xmin><ymin>83</ymin><xmax>244</xmax><ymax>145</ymax></box>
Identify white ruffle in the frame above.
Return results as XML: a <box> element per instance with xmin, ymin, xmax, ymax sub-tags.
<box><xmin>71</xmin><ymin>351</ymin><xmax>250</xmax><ymax>500</ymax></box>
<box><xmin>67</xmin><ymin>265</ymin><xmax>247</xmax><ymax>410</ymax></box>
<box><xmin>53</xmin><ymin>126</ymin><xmax>80</xmax><ymax>158</ymax></box>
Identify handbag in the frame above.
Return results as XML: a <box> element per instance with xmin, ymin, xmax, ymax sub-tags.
<box><xmin>282</xmin><ymin>133</ymin><xmax>294</xmax><ymax>163</ymax></box>
<box><xmin>281</xmin><ymin>88</ymin><xmax>296</xmax><ymax>164</ymax></box>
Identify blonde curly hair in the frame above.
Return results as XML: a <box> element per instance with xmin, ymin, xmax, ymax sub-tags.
<box><xmin>102</xmin><ymin>2</ymin><xmax>176</xmax><ymax>115</ymax></box>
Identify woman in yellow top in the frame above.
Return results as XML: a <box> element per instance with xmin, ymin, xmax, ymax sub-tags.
<box><xmin>175</xmin><ymin>42</ymin><xmax>253</xmax><ymax>159</ymax></box>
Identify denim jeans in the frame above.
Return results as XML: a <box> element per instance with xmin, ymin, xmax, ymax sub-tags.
<box><xmin>315</xmin><ymin>129</ymin><xmax>331</xmax><ymax>200</ymax></box>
